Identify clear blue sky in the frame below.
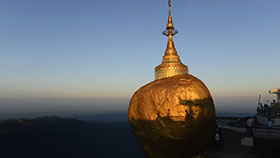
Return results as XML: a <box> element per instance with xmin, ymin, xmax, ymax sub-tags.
<box><xmin>0</xmin><ymin>0</ymin><xmax>279</xmax><ymax>114</ymax></box>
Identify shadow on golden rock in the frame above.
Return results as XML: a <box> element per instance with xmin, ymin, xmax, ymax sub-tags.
<box><xmin>130</xmin><ymin>117</ymin><xmax>215</xmax><ymax>158</ymax></box>
<box><xmin>128</xmin><ymin>74</ymin><xmax>216</xmax><ymax>158</ymax></box>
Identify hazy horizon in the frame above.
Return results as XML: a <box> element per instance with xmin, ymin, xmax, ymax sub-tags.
<box><xmin>0</xmin><ymin>93</ymin><xmax>276</xmax><ymax>115</ymax></box>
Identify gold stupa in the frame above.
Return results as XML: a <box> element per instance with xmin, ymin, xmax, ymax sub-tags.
<box><xmin>155</xmin><ymin>0</ymin><xmax>188</xmax><ymax>80</ymax></box>
<box><xmin>128</xmin><ymin>1</ymin><xmax>216</xmax><ymax>158</ymax></box>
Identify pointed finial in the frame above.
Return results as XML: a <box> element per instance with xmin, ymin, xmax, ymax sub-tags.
<box><xmin>168</xmin><ymin>0</ymin><xmax>172</xmax><ymax>19</ymax></box>
<box><xmin>169</xmin><ymin>0</ymin><xmax>171</xmax><ymax>8</ymax></box>
<box><xmin>165</xmin><ymin>0</ymin><xmax>175</xmax><ymax>31</ymax></box>
<box><xmin>162</xmin><ymin>0</ymin><xmax>178</xmax><ymax>56</ymax></box>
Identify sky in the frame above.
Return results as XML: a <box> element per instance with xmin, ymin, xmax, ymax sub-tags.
<box><xmin>0</xmin><ymin>0</ymin><xmax>279</xmax><ymax>115</ymax></box>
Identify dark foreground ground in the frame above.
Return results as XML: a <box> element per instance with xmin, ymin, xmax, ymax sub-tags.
<box><xmin>0</xmin><ymin>116</ymin><xmax>278</xmax><ymax>158</ymax></box>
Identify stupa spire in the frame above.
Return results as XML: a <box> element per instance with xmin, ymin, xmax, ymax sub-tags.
<box><xmin>155</xmin><ymin>0</ymin><xmax>188</xmax><ymax>80</ymax></box>
<box><xmin>163</xmin><ymin>0</ymin><xmax>178</xmax><ymax>56</ymax></box>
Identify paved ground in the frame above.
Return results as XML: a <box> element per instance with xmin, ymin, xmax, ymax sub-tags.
<box><xmin>198</xmin><ymin>128</ymin><xmax>278</xmax><ymax>158</ymax></box>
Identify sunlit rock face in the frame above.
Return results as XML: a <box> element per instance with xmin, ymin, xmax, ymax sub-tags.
<box><xmin>128</xmin><ymin>74</ymin><xmax>216</xmax><ymax>158</ymax></box>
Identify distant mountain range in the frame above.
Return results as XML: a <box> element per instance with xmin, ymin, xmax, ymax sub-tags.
<box><xmin>0</xmin><ymin>111</ymin><xmax>129</xmax><ymax>122</ymax></box>
<box><xmin>0</xmin><ymin>116</ymin><xmax>145</xmax><ymax>158</ymax></box>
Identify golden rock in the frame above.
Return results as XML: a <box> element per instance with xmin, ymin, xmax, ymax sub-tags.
<box><xmin>128</xmin><ymin>1</ymin><xmax>216</xmax><ymax>157</ymax></box>
<box><xmin>128</xmin><ymin>74</ymin><xmax>216</xmax><ymax>158</ymax></box>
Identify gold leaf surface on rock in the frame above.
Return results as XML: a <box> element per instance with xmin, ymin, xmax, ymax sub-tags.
<box><xmin>128</xmin><ymin>74</ymin><xmax>216</xmax><ymax>158</ymax></box>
